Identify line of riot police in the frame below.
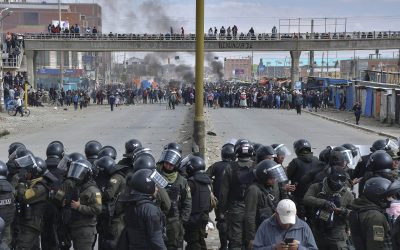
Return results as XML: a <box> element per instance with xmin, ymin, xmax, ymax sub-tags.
<box><xmin>207</xmin><ymin>137</ymin><xmax>400</xmax><ymax>250</ymax></box>
<box><xmin>0</xmin><ymin>139</ymin><xmax>214</xmax><ymax>250</ymax></box>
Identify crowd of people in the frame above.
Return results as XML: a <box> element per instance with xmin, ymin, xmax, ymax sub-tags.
<box><xmin>2</xmin><ymin>32</ymin><xmax>23</xmax><ymax>67</ymax></box>
<box><xmin>47</xmin><ymin>23</ymin><xmax>98</xmax><ymax>35</ymax></box>
<box><xmin>1</xmin><ymin>136</ymin><xmax>400</xmax><ymax>249</ymax></box>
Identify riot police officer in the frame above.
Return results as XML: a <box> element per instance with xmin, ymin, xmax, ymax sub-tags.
<box><xmin>244</xmin><ymin>159</ymin><xmax>288</xmax><ymax>249</ymax></box>
<box><xmin>84</xmin><ymin>140</ymin><xmax>102</xmax><ymax>165</ymax></box>
<box><xmin>359</xmin><ymin>150</ymin><xmax>395</xmax><ymax>195</ymax></box>
<box><xmin>287</xmin><ymin>139</ymin><xmax>324</xmax><ymax>221</ymax></box>
<box><xmin>133</xmin><ymin>153</ymin><xmax>171</xmax><ymax>215</ymax></box>
<box><xmin>349</xmin><ymin>177</ymin><xmax>393</xmax><ymax>250</ymax></box>
<box><xmin>303</xmin><ymin>165</ymin><xmax>354</xmax><ymax>249</ymax></box>
<box><xmin>54</xmin><ymin>159</ymin><xmax>102</xmax><ymax>250</ymax></box>
<box><xmin>271</xmin><ymin>143</ymin><xmax>292</xmax><ymax>166</ymax></box>
<box><xmin>219</xmin><ymin>139</ymin><xmax>255</xmax><ymax>250</ymax></box>
<box><xmin>14</xmin><ymin>156</ymin><xmax>52</xmax><ymax>250</ymax></box>
<box><xmin>6</xmin><ymin>142</ymin><xmax>25</xmax><ymax>182</ymax></box>
<box><xmin>93</xmin><ymin>156</ymin><xmax>126</xmax><ymax>250</ymax></box>
<box><xmin>182</xmin><ymin>156</ymin><xmax>211</xmax><ymax>250</ymax></box>
<box><xmin>158</xmin><ymin>148</ymin><xmax>192</xmax><ymax>250</ymax></box>
<box><xmin>117</xmin><ymin>139</ymin><xmax>142</xmax><ymax>168</ymax></box>
<box><xmin>117</xmin><ymin>169</ymin><xmax>167</xmax><ymax>249</ymax></box>
<box><xmin>206</xmin><ymin>142</ymin><xmax>235</xmax><ymax>250</ymax></box>
<box><xmin>0</xmin><ymin>161</ymin><xmax>14</xmax><ymax>248</ymax></box>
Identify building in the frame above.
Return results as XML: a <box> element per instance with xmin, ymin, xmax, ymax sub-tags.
<box><xmin>224</xmin><ymin>57</ymin><xmax>252</xmax><ymax>81</ymax></box>
<box><xmin>339</xmin><ymin>58</ymin><xmax>400</xmax><ymax>80</ymax></box>
<box><xmin>0</xmin><ymin>1</ymin><xmax>109</xmax><ymax>89</ymax></box>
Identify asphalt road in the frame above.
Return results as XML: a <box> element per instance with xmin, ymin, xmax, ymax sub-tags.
<box><xmin>206</xmin><ymin>107</ymin><xmax>382</xmax><ymax>163</ymax></box>
<box><xmin>0</xmin><ymin>104</ymin><xmax>192</xmax><ymax>162</ymax></box>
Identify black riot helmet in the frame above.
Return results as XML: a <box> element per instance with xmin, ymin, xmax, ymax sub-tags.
<box><xmin>385</xmin><ymin>180</ymin><xmax>400</xmax><ymax>199</ymax></box>
<box><xmin>126</xmin><ymin>169</ymin><xmax>156</xmax><ymax>195</ymax></box>
<box><xmin>342</xmin><ymin>143</ymin><xmax>360</xmax><ymax>158</ymax></box>
<box><xmin>46</xmin><ymin>141</ymin><xmax>65</xmax><ymax>159</ymax></box>
<box><xmin>319</xmin><ymin>146</ymin><xmax>332</xmax><ymax>164</ymax></box>
<box><xmin>8</xmin><ymin>142</ymin><xmax>25</xmax><ymax>157</ymax></box>
<box><xmin>366</xmin><ymin>150</ymin><xmax>393</xmax><ymax>173</ymax></box>
<box><xmin>132</xmin><ymin>154</ymin><xmax>156</xmax><ymax>173</ymax></box>
<box><xmin>255</xmin><ymin>159</ymin><xmax>288</xmax><ymax>184</ymax></box>
<box><xmin>124</xmin><ymin>139</ymin><xmax>143</xmax><ymax>157</ymax></box>
<box><xmin>183</xmin><ymin>156</ymin><xmax>206</xmax><ymax>177</ymax></box>
<box><xmin>271</xmin><ymin>144</ymin><xmax>292</xmax><ymax>157</ymax></box>
<box><xmin>293</xmin><ymin>139</ymin><xmax>312</xmax><ymax>155</ymax></box>
<box><xmin>164</xmin><ymin>142</ymin><xmax>183</xmax><ymax>154</ymax></box>
<box><xmin>31</xmin><ymin>157</ymin><xmax>47</xmax><ymax>178</ymax></box>
<box><xmin>221</xmin><ymin>143</ymin><xmax>236</xmax><ymax>162</ymax></box>
<box><xmin>69</xmin><ymin>152</ymin><xmax>86</xmax><ymax>162</ymax></box>
<box><xmin>364</xmin><ymin>177</ymin><xmax>392</xmax><ymax>208</ymax></box>
<box><xmin>370</xmin><ymin>139</ymin><xmax>398</xmax><ymax>153</ymax></box>
<box><xmin>234</xmin><ymin>139</ymin><xmax>254</xmax><ymax>158</ymax></box>
<box><xmin>0</xmin><ymin>161</ymin><xmax>8</xmax><ymax>180</ymax></box>
<box><xmin>131</xmin><ymin>147</ymin><xmax>153</xmax><ymax>162</ymax></box>
<box><xmin>256</xmin><ymin>146</ymin><xmax>277</xmax><ymax>164</ymax></box>
<box><xmin>93</xmin><ymin>156</ymin><xmax>116</xmax><ymax>176</ymax></box>
<box><xmin>67</xmin><ymin>159</ymin><xmax>93</xmax><ymax>184</ymax></box>
<box><xmin>252</xmin><ymin>143</ymin><xmax>263</xmax><ymax>154</ymax></box>
<box><xmin>158</xmin><ymin>148</ymin><xmax>182</xmax><ymax>167</ymax></box>
<box><xmin>98</xmin><ymin>146</ymin><xmax>117</xmax><ymax>160</ymax></box>
<box><xmin>327</xmin><ymin>165</ymin><xmax>348</xmax><ymax>191</ymax></box>
<box><xmin>84</xmin><ymin>140</ymin><xmax>102</xmax><ymax>159</ymax></box>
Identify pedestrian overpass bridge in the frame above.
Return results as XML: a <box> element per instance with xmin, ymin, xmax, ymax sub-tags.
<box><xmin>22</xmin><ymin>31</ymin><xmax>400</xmax><ymax>84</ymax></box>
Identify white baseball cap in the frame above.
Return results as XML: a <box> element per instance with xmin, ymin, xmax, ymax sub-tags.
<box><xmin>276</xmin><ymin>199</ymin><xmax>297</xmax><ymax>224</ymax></box>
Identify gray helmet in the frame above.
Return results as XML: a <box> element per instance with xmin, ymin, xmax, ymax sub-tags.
<box><xmin>124</xmin><ymin>139</ymin><xmax>143</xmax><ymax>157</ymax></box>
<box><xmin>183</xmin><ymin>156</ymin><xmax>206</xmax><ymax>177</ymax></box>
<box><xmin>98</xmin><ymin>146</ymin><xmax>117</xmax><ymax>160</ymax></box>
<box><xmin>126</xmin><ymin>169</ymin><xmax>156</xmax><ymax>195</ymax></box>
<box><xmin>366</xmin><ymin>150</ymin><xmax>393</xmax><ymax>173</ymax></box>
<box><xmin>67</xmin><ymin>159</ymin><xmax>93</xmax><ymax>183</ymax></box>
<box><xmin>46</xmin><ymin>141</ymin><xmax>65</xmax><ymax>159</ymax></box>
<box><xmin>293</xmin><ymin>139</ymin><xmax>311</xmax><ymax>155</ymax></box>
<box><xmin>0</xmin><ymin>161</ymin><xmax>8</xmax><ymax>180</ymax></box>
<box><xmin>164</xmin><ymin>142</ymin><xmax>183</xmax><ymax>154</ymax></box>
<box><xmin>234</xmin><ymin>139</ymin><xmax>254</xmax><ymax>158</ymax></box>
<box><xmin>132</xmin><ymin>154</ymin><xmax>156</xmax><ymax>173</ymax></box>
<box><xmin>93</xmin><ymin>156</ymin><xmax>116</xmax><ymax>176</ymax></box>
<box><xmin>364</xmin><ymin>177</ymin><xmax>391</xmax><ymax>208</ymax></box>
<box><xmin>256</xmin><ymin>146</ymin><xmax>277</xmax><ymax>164</ymax></box>
<box><xmin>84</xmin><ymin>140</ymin><xmax>102</xmax><ymax>159</ymax></box>
<box><xmin>221</xmin><ymin>143</ymin><xmax>236</xmax><ymax>162</ymax></box>
<box><xmin>158</xmin><ymin>149</ymin><xmax>182</xmax><ymax>167</ymax></box>
<box><xmin>255</xmin><ymin>159</ymin><xmax>288</xmax><ymax>183</ymax></box>
<box><xmin>8</xmin><ymin>142</ymin><xmax>25</xmax><ymax>157</ymax></box>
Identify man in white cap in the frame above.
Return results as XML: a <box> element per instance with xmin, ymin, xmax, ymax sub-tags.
<box><xmin>253</xmin><ymin>199</ymin><xmax>318</xmax><ymax>250</ymax></box>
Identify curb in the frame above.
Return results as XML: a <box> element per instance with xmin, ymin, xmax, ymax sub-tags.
<box><xmin>303</xmin><ymin>110</ymin><xmax>398</xmax><ymax>139</ymax></box>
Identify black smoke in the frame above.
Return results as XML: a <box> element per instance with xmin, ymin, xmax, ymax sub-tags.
<box><xmin>206</xmin><ymin>53</ymin><xmax>224</xmax><ymax>81</ymax></box>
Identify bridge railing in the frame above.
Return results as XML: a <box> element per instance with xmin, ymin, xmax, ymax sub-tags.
<box><xmin>23</xmin><ymin>31</ymin><xmax>400</xmax><ymax>41</ymax></box>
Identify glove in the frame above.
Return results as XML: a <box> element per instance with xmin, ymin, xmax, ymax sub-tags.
<box><xmin>324</xmin><ymin>201</ymin><xmax>336</xmax><ymax>211</ymax></box>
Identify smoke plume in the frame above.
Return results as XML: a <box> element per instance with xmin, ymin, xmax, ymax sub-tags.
<box><xmin>206</xmin><ymin>53</ymin><xmax>224</xmax><ymax>81</ymax></box>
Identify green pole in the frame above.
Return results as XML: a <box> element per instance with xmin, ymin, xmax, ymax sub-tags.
<box><xmin>194</xmin><ymin>0</ymin><xmax>205</xmax><ymax>158</ymax></box>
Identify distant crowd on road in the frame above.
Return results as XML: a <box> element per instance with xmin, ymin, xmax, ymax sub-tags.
<box><xmin>47</xmin><ymin>23</ymin><xmax>98</xmax><ymax>35</ymax></box>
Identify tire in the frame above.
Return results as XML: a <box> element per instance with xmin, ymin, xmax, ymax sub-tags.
<box><xmin>23</xmin><ymin>109</ymin><xmax>30</xmax><ymax>117</ymax></box>
<box><xmin>7</xmin><ymin>108</ymin><xmax>15</xmax><ymax>116</ymax></box>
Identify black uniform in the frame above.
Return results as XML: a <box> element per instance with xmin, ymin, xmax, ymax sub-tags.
<box><xmin>117</xmin><ymin>193</ymin><xmax>167</xmax><ymax>250</ymax></box>
<box><xmin>185</xmin><ymin>172</ymin><xmax>211</xmax><ymax>250</ymax></box>
<box><xmin>287</xmin><ymin>152</ymin><xmax>324</xmax><ymax>220</ymax></box>
<box><xmin>206</xmin><ymin>160</ymin><xmax>229</xmax><ymax>249</ymax></box>
<box><xmin>0</xmin><ymin>179</ymin><xmax>15</xmax><ymax>247</ymax></box>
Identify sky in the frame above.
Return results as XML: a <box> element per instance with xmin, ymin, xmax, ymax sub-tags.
<box><xmin>38</xmin><ymin>0</ymin><xmax>400</xmax><ymax>64</ymax></box>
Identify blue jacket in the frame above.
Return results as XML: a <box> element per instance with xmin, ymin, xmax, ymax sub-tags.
<box><xmin>253</xmin><ymin>215</ymin><xmax>318</xmax><ymax>250</ymax></box>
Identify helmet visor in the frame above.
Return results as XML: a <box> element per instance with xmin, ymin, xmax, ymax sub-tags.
<box><xmin>132</xmin><ymin>148</ymin><xmax>152</xmax><ymax>161</ymax></box>
<box><xmin>274</xmin><ymin>144</ymin><xmax>292</xmax><ymax>157</ymax></box>
<box><xmin>386</xmin><ymin>139</ymin><xmax>399</xmax><ymax>153</ymax></box>
<box><xmin>57</xmin><ymin>155</ymin><xmax>72</xmax><ymax>173</ymax></box>
<box><xmin>179</xmin><ymin>154</ymin><xmax>193</xmax><ymax>171</ymax></box>
<box><xmin>8</xmin><ymin>146</ymin><xmax>22</xmax><ymax>161</ymax></box>
<box><xmin>150</xmin><ymin>170</ymin><xmax>168</xmax><ymax>188</ymax></box>
<box><xmin>67</xmin><ymin>162</ymin><xmax>89</xmax><ymax>181</ymax></box>
<box><xmin>340</xmin><ymin>149</ymin><xmax>357</xmax><ymax>168</ymax></box>
<box><xmin>15</xmin><ymin>154</ymin><xmax>37</xmax><ymax>169</ymax></box>
<box><xmin>158</xmin><ymin>149</ymin><xmax>181</xmax><ymax>166</ymax></box>
<box><xmin>264</xmin><ymin>164</ymin><xmax>288</xmax><ymax>182</ymax></box>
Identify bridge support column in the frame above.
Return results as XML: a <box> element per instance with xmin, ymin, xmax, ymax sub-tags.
<box><xmin>26</xmin><ymin>50</ymin><xmax>37</xmax><ymax>88</ymax></box>
<box><xmin>290</xmin><ymin>50</ymin><xmax>302</xmax><ymax>86</ymax></box>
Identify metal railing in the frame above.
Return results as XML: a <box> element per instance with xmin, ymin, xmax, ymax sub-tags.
<box><xmin>2</xmin><ymin>46</ymin><xmax>23</xmax><ymax>69</ymax></box>
<box><xmin>22</xmin><ymin>31</ymin><xmax>400</xmax><ymax>41</ymax></box>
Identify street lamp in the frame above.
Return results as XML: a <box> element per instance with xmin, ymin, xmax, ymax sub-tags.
<box><xmin>0</xmin><ymin>8</ymin><xmax>13</xmax><ymax>112</ymax></box>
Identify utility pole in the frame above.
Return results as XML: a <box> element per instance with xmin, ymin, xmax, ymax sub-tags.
<box><xmin>309</xmin><ymin>19</ymin><xmax>314</xmax><ymax>76</ymax></box>
<box><xmin>194</xmin><ymin>0</ymin><xmax>205</xmax><ymax>158</ymax></box>
<box><xmin>59</xmin><ymin>0</ymin><xmax>64</xmax><ymax>90</ymax></box>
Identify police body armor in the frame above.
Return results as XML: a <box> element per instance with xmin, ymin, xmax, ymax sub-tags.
<box><xmin>211</xmin><ymin>161</ymin><xmax>229</xmax><ymax>200</ymax></box>
<box><xmin>165</xmin><ymin>182</ymin><xmax>182</xmax><ymax>218</ymax></box>
<box><xmin>291</xmin><ymin>158</ymin><xmax>321</xmax><ymax>199</ymax></box>
<box><xmin>349</xmin><ymin>206</ymin><xmax>382</xmax><ymax>250</ymax></box>
<box><xmin>188</xmin><ymin>177</ymin><xmax>210</xmax><ymax>228</ymax></box>
<box><xmin>0</xmin><ymin>180</ymin><xmax>15</xmax><ymax>225</ymax></box>
<box><xmin>314</xmin><ymin>184</ymin><xmax>344</xmax><ymax>231</ymax></box>
<box><xmin>255</xmin><ymin>183</ymin><xmax>278</xmax><ymax>227</ymax></box>
<box><xmin>228</xmin><ymin>162</ymin><xmax>255</xmax><ymax>203</ymax></box>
